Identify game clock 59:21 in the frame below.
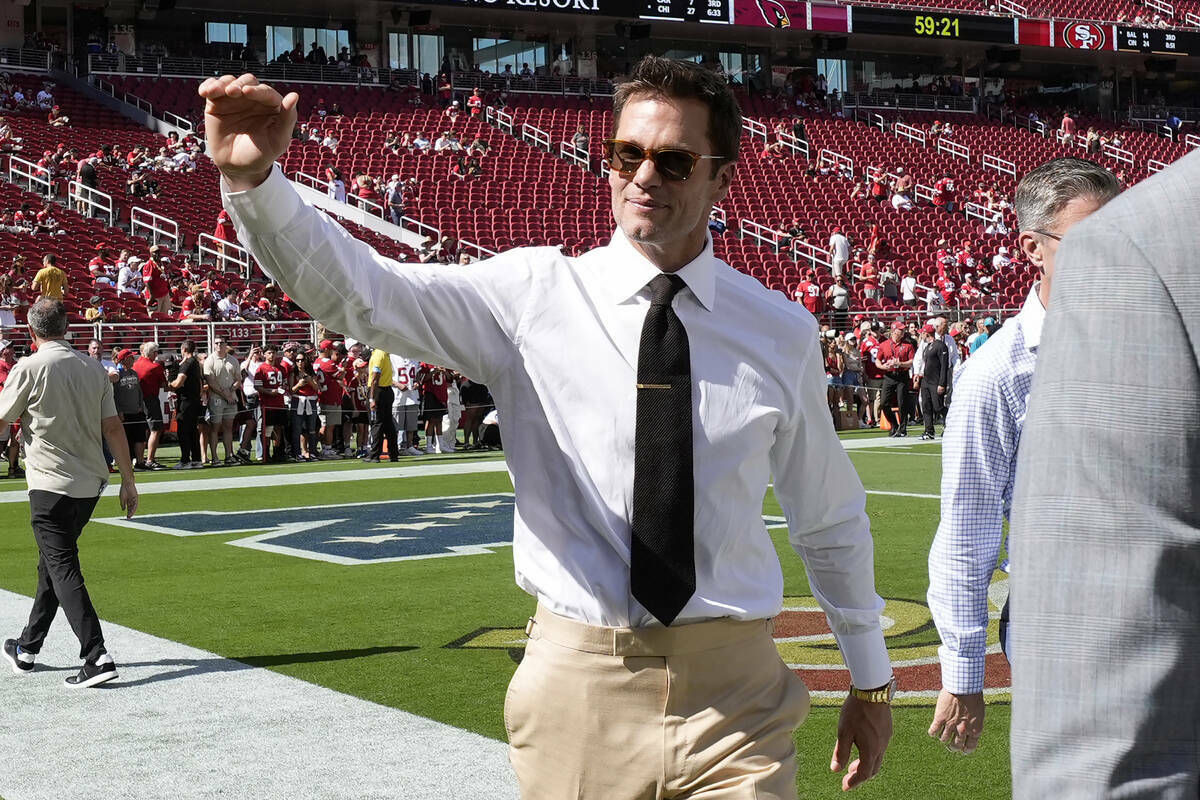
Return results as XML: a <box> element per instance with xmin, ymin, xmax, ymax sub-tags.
<box><xmin>851</xmin><ymin>7</ymin><xmax>1015</xmax><ymax>43</ymax></box>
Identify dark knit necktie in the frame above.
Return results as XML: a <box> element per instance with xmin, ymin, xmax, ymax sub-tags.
<box><xmin>631</xmin><ymin>273</ymin><xmax>695</xmax><ymax>627</ymax></box>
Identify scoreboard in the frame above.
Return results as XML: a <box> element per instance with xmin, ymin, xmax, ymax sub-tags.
<box><xmin>1117</xmin><ymin>26</ymin><xmax>1200</xmax><ymax>55</ymax></box>
<box><xmin>851</xmin><ymin>7</ymin><xmax>1015</xmax><ymax>43</ymax></box>
<box><xmin>420</xmin><ymin>0</ymin><xmax>732</xmax><ymax>23</ymax></box>
<box><xmin>639</xmin><ymin>0</ymin><xmax>732</xmax><ymax>24</ymax></box>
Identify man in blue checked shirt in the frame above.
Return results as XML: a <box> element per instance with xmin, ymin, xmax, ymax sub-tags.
<box><xmin>926</xmin><ymin>158</ymin><xmax>1120</xmax><ymax>756</ymax></box>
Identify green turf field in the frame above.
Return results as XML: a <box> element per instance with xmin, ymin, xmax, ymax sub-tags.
<box><xmin>0</xmin><ymin>434</ymin><xmax>1011</xmax><ymax>799</ymax></box>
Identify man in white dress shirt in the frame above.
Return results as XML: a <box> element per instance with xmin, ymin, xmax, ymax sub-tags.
<box><xmin>202</xmin><ymin>56</ymin><xmax>893</xmax><ymax>799</ymax></box>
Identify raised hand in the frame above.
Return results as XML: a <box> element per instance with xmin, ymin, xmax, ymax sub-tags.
<box><xmin>199</xmin><ymin>74</ymin><xmax>299</xmax><ymax>191</ymax></box>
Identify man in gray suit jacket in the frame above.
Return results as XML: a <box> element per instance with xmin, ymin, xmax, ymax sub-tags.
<box><xmin>1010</xmin><ymin>150</ymin><xmax>1200</xmax><ymax>797</ymax></box>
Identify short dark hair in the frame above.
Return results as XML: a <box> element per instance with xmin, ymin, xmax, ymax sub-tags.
<box><xmin>180</xmin><ymin>339</ymin><xmax>195</xmax><ymax>354</ymax></box>
<box><xmin>612</xmin><ymin>55</ymin><xmax>741</xmax><ymax>175</ymax></box>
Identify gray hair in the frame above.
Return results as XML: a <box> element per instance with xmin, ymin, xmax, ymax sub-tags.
<box><xmin>141</xmin><ymin>341</ymin><xmax>159</xmax><ymax>357</ymax></box>
<box><xmin>27</xmin><ymin>298</ymin><xmax>67</xmax><ymax>339</ymax></box>
<box><xmin>1014</xmin><ymin>157</ymin><xmax>1121</xmax><ymax>233</ymax></box>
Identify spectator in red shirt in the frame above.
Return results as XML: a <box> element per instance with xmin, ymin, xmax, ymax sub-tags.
<box><xmin>873</xmin><ymin>322</ymin><xmax>916</xmax><ymax>437</ymax></box>
<box><xmin>419</xmin><ymin>364</ymin><xmax>449</xmax><ymax>454</ymax></box>
<box><xmin>467</xmin><ymin>88</ymin><xmax>483</xmax><ymax>117</ymax></box>
<box><xmin>0</xmin><ymin>338</ymin><xmax>23</xmax><ymax>477</ymax></box>
<box><xmin>794</xmin><ymin>269</ymin><xmax>824</xmax><ymax>316</ymax></box>
<box><xmin>858</xmin><ymin>321</ymin><xmax>884</xmax><ymax>427</ymax></box>
<box><xmin>88</xmin><ymin>245</ymin><xmax>115</xmax><ymax>285</ymax></box>
<box><xmin>933</xmin><ymin>174</ymin><xmax>957</xmax><ymax>213</ymax></box>
<box><xmin>143</xmin><ymin>245</ymin><xmax>170</xmax><ymax>314</ymax></box>
<box><xmin>314</xmin><ymin>339</ymin><xmax>346</xmax><ymax>459</ymax></box>
<box><xmin>1059</xmin><ymin>110</ymin><xmax>1077</xmax><ymax>144</ymax></box>
<box><xmin>859</xmin><ymin>256</ymin><xmax>880</xmax><ymax>300</ymax></box>
<box><xmin>253</xmin><ymin>344</ymin><xmax>289</xmax><ymax>462</ymax></box>
<box><xmin>132</xmin><ymin>341</ymin><xmax>168</xmax><ymax>469</ymax></box>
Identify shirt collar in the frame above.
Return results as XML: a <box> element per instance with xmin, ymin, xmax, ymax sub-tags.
<box><xmin>1018</xmin><ymin>284</ymin><xmax>1046</xmax><ymax>352</ymax></box>
<box><xmin>604</xmin><ymin>227</ymin><xmax>717</xmax><ymax>312</ymax></box>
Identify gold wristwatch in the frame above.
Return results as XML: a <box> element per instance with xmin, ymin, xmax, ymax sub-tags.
<box><xmin>849</xmin><ymin>676</ymin><xmax>897</xmax><ymax>704</ymax></box>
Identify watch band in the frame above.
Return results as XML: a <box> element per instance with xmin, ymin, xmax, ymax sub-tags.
<box><xmin>849</xmin><ymin>676</ymin><xmax>897</xmax><ymax>704</ymax></box>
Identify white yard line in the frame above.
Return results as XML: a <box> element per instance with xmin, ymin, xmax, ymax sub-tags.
<box><xmin>0</xmin><ymin>588</ymin><xmax>517</xmax><ymax>800</ymax></box>
<box><xmin>0</xmin><ymin>435</ymin><xmax>930</xmax><ymax>505</ymax></box>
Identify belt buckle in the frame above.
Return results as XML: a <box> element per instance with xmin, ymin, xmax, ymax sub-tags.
<box><xmin>524</xmin><ymin>617</ymin><xmax>535</xmax><ymax>637</ymax></box>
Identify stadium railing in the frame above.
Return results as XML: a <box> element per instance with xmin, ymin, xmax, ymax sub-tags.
<box><xmin>130</xmin><ymin>206</ymin><xmax>182</xmax><ymax>250</ymax></box>
<box><xmin>0</xmin><ymin>48</ymin><xmax>52</xmax><ymax>73</ymax></box>
<box><xmin>69</xmin><ymin>180</ymin><xmax>116</xmax><ymax>227</ymax></box>
<box><xmin>459</xmin><ymin>239</ymin><xmax>499</xmax><ymax>261</ymax></box>
<box><xmin>2</xmin><ymin>320</ymin><xmax>321</xmax><ymax>354</ymax></box>
<box><xmin>196</xmin><ymin>232</ymin><xmax>253</xmax><ymax>277</ymax></box>
<box><xmin>7</xmin><ymin>155</ymin><xmax>54</xmax><ymax>196</ymax></box>
<box><xmin>982</xmin><ymin>153</ymin><xmax>1017</xmax><ymax>178</ymax></box>
<box><xmin>844</xmin><ymin>92</ymin><xmax>977</xmax><ymax>114</ymax></box>
<box><xmin>87</xmin><ymin>74</ymin><xmax>154</xmax><ymax>117</ymax></box>
<box><xmin>558</xmin><ymin>140</ymin><xmax>590</xmax><ymax>170</ymax></box>
<box><xmin>793</xmin><ymin>239</ymin><xmax>835</xmax><ymax>272</ymax></box>
<box><xmin>739</xmin><ymin>218</ymin><xmax>785</xmax><ymax>253</ymax></box>
<box><xmin>521</xmin><ymin>122</ymin><xmax>552</xmax><ymax>152</ymax></box>
<box><xmin>742</xmin><ymin>118</ymin><xmax>768</xmax><ymax>143</ymax></box>
<box><xmin>87</xmin><ymin>53</ymin><xmax>418</xmax><ymax>88</ymax></box>
<box><xmin>818</xmin><ymin>148</ymin><xmax>854</xmax><ymax>177</ymax></box>
<box><xmin>776</xmin><ymin>132</ymin><xmax>809</xmax><ymax>159</ymax></box>
<box><xmin>894</xmin><ymin>122</ymin><xmax>927</xmax><ymax>147</ymax></box>
<box><xmin>452</xmin><ymin>72</ymin><xmax>614</xmax><ymax>97</ymax></box>
<box><xmin>937</xmin><ymin>137</ymin><xmax>971</xmax><ymax>163</ymax></box>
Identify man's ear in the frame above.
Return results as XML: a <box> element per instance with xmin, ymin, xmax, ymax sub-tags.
<box><xmin>1017</xmin><ymin>231</ymin><xmax>1043</xmax><ymax>271</ymax></box>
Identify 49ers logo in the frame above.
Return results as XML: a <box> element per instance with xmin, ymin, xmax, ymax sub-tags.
<box><xmin>449</xmin><ymin>575</ymin><xmax>1013</xmax><ymax>707</ymax></box>
<box><xmin>1062</xmin><ymin>22</ymin><xmax>1106</xmax><ymax>50</ymax></box>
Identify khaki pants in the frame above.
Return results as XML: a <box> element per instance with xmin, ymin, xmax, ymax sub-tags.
<box><xmin>505</xmin><ymin>606</ymin><xmax>810</xmax><ymax>800</ymax></box>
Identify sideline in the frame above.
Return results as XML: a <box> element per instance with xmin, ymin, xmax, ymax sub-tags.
<box><xmin>0</xmin><ymin>434</ymin><xmax>931</xmax><ymax>505</ymax></box>
<box><xmin>0</xmin><ymin>588</ymin><xmax>517</xmax><ymax>800</ymax></box>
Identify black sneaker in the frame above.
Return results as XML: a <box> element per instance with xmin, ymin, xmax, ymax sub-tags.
<box><xmin>7</xmin><ymin>464</ymin><xmax>24</xmax><ymax>478</ymax></box>
<box><xmin>64</xmin><ymin>655</ymin><xmax>117</xmax><ymax>688</ymax></box>
<box><xmin>2</xmin><ymin>638</ymin><xmax>34</xmax><ymax>675</ymax></box>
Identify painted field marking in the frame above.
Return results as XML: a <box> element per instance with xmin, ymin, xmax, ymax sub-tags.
<box><xmin>0</xmin><ymin>588</ymin><xmax>517</xmax><ymax>800</ymax></box>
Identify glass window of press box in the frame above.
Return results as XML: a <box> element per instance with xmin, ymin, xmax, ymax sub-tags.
<box><xmin>205</xmin><ymin>23</ymin><xmax>249</xmax><ymax>45</ymax></box>
<box><xmin>266</xmin><ymin>26</ymin><xmax>352</xmax><ymax>62</ymax></box>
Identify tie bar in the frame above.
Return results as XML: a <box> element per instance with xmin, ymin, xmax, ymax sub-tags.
<box><xmin>637</xmin><ymin>383</ymin><xmax>672</xmax><ymax>389</ymax></box>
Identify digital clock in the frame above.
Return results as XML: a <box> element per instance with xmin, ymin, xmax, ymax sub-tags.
<box><xmin>851</xmin><ymin>8</ymin><xmax>1015</xmax><ymax>43</ymax></box>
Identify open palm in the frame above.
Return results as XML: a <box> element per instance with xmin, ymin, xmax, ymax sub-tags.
<box><xmin>199</xmin><ymin>74</ymin><xmax>299</xmax><ymax>189</ymax></box>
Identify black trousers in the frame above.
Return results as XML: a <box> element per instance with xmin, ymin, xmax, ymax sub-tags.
<box><xmin>368</xmin><ymin>386</ymin><xmax>398</xmax><ymax>459</ymax></box>
<box><xmin>177</xmin><ymin>399</ymin><xmax>201</xmax><ymax>463</ymax></box>
<box><xmin>18</xmin><ymin>491</ymin><xmax>105</xmax><ymax>662</ymax></box>
<box><xmin>879</xmin><ymin>376</ymin><xmax>909</xmax><ymax>434</ymax></box>
<box><xmin>920</xmin><ymin>381</ymin><xmax>944</xmax><ymax>435</ymax></box>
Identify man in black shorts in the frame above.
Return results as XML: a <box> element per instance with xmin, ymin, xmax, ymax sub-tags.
<box><xmin>113</xmin><ymin>349</ymin><xmax>148</xmax><ymax>468</ymax></box>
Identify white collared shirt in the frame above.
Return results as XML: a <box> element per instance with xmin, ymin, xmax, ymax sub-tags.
<box><xmin>222</xmin><ymin>166</ymin><xmax>891</xmax><ymax>688</ymax></box>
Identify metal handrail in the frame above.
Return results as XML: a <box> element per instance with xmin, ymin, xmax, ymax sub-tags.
<box><xmin>982</xmin><ymin>153</ymin><xmax>1017</xmax><ymax>178</ymax></box>
<box><xmin>738</xmin><ymin>219</ymin><xmax>785</xmax><ymax>253</ymax></box>
<box><xmin>69</xmin><ymin>181</ymin><xmax>115</xmax><ymax>227</ymax></box>
<box><xmin>776</xmin><ymin>132</ymin><xmax>809</xmax><ymax>159</ymax></box>
<box><xmin>521</xmin><ymin>122</ymin><xmax>552</xmax><ymax>151</ymax></box>
<box><xmin>400</xmin><ymin>215</ymin><xmax>442</xmax><ymax>242</ymax></box>
<box><xmin>894</xmin><ymin>122</ymin><xmax>926</xmax><ymax>147</ymax></box>
<box><xmin>937</xmin><ymin>138</ymin><xmax>970</xmax><ymax>162</ymax></box>
<box><xmin>8</xmin><ymin>155</ymin><xmax>53</xmax><ymax>195</ymax></box>
<box><xmin>742</xmin><ymin>118</ymin><xmax>768</xmax><ymax>142</ymax></box>
<box><xmin>559</xmin><ymin>140</ymin><xmax>590</xmax><ymax>170</ymax></box>
<box><xmin>196</xmin><ymin>232</ymin><xmax>252</xmax><ymax>277</ymax></box>
<box><xmin>130</xmin><ymin>206</ymin><xmax>181</xmax><ymax>250</ymax></box>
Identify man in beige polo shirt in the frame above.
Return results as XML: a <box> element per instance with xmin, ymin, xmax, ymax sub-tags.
<box><xmin>203</xmin><ymin>336</ymin><xmax>241</xmax><ymax>465</ymax></box>
<box><xmin>0</xmin><ymin>299</ymin><xmax>138</xmax><ymax>689</ymax></box>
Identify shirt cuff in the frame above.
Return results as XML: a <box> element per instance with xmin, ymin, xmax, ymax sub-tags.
<box><xmin>937</xmin><ymin>645</ymin><xmax>985</xmax><ymax>695</ymax></box>
<box><xmin>220</xmin><ymin>164</ymin><xmax>302</xmax><ymax>234</ymax></box>
<box><xmin>836</xmin><ymin>628</ymin><xmax>893</xmax><ymax>691</ymax></box>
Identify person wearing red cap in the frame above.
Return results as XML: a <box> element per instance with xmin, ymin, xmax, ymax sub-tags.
<box><xmin>873</xmin><ymin>322</ymin><xmax>914</xmax><ymax>436</ymax></box>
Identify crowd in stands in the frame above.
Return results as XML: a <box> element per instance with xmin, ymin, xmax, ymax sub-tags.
<box><xmin>0</xmin><ymin>331</ymin><xmax>499</xmax><ymax>474</ymax></box>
